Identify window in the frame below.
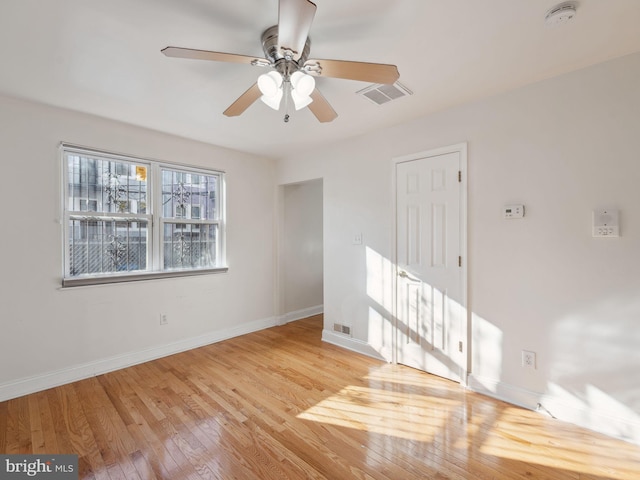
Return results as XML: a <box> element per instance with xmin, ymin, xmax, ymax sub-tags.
<box><xmin>62</xmin><ymin>145</ymin><xmax>226</xmax><ymax>286</ymax></box>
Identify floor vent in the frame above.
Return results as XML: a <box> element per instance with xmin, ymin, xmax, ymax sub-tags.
<box><xmin>333</xmin><ymin>323</ymin><xmax>352</xmax><ymax>336</ymax></box>
<box><xmin>357</xmin><ymin>81</ymin><xmax>413</xmax><ymax>105</ymax></box>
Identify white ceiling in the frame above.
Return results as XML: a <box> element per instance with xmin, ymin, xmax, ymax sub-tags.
<box><xmin>1</xmin><ymin>0</ymin><xmax>639</xmax><ymax>158</ymax></box>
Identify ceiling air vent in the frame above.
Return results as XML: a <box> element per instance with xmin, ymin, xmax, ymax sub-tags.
<box><xmin>357</xmin><ymin>82</ymin><xmax>412</xmax><ymax>106</ymax></box>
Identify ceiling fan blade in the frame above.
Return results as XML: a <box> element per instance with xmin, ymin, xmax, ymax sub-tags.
<box><xmin>278</xmin><ymin>0</ymin><xmax>317</xmax><ymax>61</ymax></box>
<box><xmin>305</xmin><ymin>58</ymin><xmax>400</xmax><ymax>84</ymax></box>
<box><xmin>308</xmin><ymin>88</ymin><xmax>337</xmax><ymax>123</ymax></box>
<box><xmin>162</xmin><ymin>47</ymin><xmax>267</xmax><ymax>66</ymax></box>
<box><xmin>223</xmin><ymin>83</ymin><xmax>262</xmax><ymax>117</ymax></box>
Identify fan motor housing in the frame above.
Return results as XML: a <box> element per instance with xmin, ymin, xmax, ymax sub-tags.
<box><xmin>261</xmin><ymin>25</ymin><xmax>311</xmax><ymax>76</ymax></box>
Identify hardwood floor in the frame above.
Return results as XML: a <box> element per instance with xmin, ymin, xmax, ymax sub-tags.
<box><xmin>1</xmin><ymin>315</ymin><xmax>639</xmax><ymax>479</ymax></box>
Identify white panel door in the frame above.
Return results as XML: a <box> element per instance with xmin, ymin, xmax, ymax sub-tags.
<box><xmin>396</xmin><ymin>151</ymin><xmax>465</xmax><ymax>382</ymax></box>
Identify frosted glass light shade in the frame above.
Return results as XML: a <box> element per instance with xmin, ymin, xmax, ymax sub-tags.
<box><xmin>257</xmin><ymin>71</ymin><xmax>283</xmax><ymax>97</ymax></box>
<box><xmin>291</xmin><ymin>89</ymin><xmax>313</xmax><ymax>110</ymax></box>
<box><xmin>290</xmin><ymin>71</ymin><xmax>315</xmax><ymax>97</ymax></box>
<box><xmin>260</xmin><ymin>88</ymin><xmax>283</xmax><ymax>110</ymax></box>
<box><xmin>258</xmin><ymin>71</ymin><xmax>284</xmax><ymax>110</ymax></box>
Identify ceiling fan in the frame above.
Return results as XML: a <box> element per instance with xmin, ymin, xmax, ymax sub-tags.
<box><xmin>161</xmin><ymin>0</ymin><xmax>400</xmax><ymax>123</ymax></box>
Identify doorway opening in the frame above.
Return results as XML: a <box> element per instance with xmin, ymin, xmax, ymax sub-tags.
<box><xmin>278</xmin><ymin>178</ymin><xmax>324</xmax><ymax>324</ymax></box>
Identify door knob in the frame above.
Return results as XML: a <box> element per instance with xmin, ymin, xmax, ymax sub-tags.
<box><xmin>398</xmin><ymin>270</ymin><xmax>420</xmax><ymax>282</ymax></box>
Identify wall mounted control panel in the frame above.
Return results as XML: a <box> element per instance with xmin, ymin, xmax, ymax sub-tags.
<box><xmin>504</xmin><ymin>204</ymin><xmax>525</xmax><ymax>219</ymax></box>
<box><xmin>593</xmin><ymin>209</ymin><xmax>619</xmax><ymax>237</ymax></box>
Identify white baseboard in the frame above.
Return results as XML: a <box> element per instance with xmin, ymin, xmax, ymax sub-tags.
<box><xmin>322</xmin><ymin>329</ymin><xmax>387</xmax><ymax>362</ymax></box>
<box><xmin>468</xmin><ymin>374</ymin><xmax>640</xmax><ymax>446</ymax></box>
<box><xmin>278</xmin><ymin>304</ymin><xmax>323</xmax><ymax>325</ymax></box>
<box><xmin>0</xmin><ymin>316</ymin><xmax>278</xmax><ymax>403</ymax></box>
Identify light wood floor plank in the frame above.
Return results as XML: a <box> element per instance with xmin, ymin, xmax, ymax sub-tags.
<box><xmin>1</xmin><ymin>315</ymin><xmax>639</xmax><ymax>479</ymax></box>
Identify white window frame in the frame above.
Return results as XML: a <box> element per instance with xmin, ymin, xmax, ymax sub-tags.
<box><xmin>61</xmin><ymin>144</ymin><xmax>227</xmax><ymax>287</ymax></box>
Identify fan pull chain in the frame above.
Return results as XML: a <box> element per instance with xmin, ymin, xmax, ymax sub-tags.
<box><xmin>283</xmin><ymin>80</ymin><xmax>291</xmax><ymax>123</ymax></box>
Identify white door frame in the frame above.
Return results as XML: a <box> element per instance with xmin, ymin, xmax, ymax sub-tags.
<box><xmin>391</xmin><ymin>142</ymin><xmax>469</xmax><ymax>383</ymax></box>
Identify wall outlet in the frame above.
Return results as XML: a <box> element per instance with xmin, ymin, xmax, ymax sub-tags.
<box><xmin>522</xmin><ymin>350</ymin><xmax>536</xmax><ymax>369</ymax></box>
<box><xmin>160</xmin><ymin>314</ymin><xmax>168</xmax><ymax>325</ymax></box>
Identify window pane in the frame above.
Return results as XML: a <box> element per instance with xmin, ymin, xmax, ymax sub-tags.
<box><xmin>163</xmin><ymin>223</ymin><xmax>217</xmax><ymax>269</ymax></box>
<box><xmin>67</xmin><ymin>154</ymin><xmax>148</xmax><ymax>214</ymax></box>
<box><xmin>161</xmin><ymin>169</ymin><xmax>217</xmax><ymax>220</ymax></box>
<box><xmin>69</xmin><ymin>219</ymin><xmax>148</xmax><ymax>275</ymax></box>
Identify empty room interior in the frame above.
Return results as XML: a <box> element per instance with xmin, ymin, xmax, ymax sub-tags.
<box><xmin>1</xmin><ymin>0</ymin><xmax>640</xmax><ymax>479</ymax></box>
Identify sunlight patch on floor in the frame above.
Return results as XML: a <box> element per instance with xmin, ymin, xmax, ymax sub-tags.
<box><xmin>479</xmin><ymin>406</ymin><xmax>640</xmax><ymax>480</ymax></box>
<box><xmin>298</xmin><ymin>383</ymin><xmax>460</xmax><ymax>442</ymax></box>
<box><xmin>297</xmin><ymin>365</ymin><xmax>640</xmax><ymax>479</ymax></box>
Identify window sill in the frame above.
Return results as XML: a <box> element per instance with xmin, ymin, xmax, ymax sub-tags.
<box><xmin>62</xmin><ymin>267</ymin><xmax>229</xmax><ymax>288</ymax></box>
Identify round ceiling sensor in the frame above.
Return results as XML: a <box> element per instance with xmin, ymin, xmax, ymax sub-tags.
<box><xmin>545</xmin><ymin>2</ymin><xmax>577</xmax><ymax>26</ymax></box>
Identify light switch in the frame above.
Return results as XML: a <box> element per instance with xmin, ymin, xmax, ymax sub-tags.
<box><xmin>353</xmin><ymin>233</ymin><xmax>363</xmax><ymax>245</ymax></box>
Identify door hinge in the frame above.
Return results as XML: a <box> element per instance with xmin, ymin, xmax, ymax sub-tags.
<box><xmin>459</xmin><ymin>341</ymin><xmax>463</xmax><ymax>353</ymax></box>
<box><xmin>458</xmin><ymin>170</ymin><xmax>462</xmax><ymax>183</ymax></box>
<box><xmin>458</xmin><ymin>256</ymin><xmax>462</xmax><ymax>267</ymax></box>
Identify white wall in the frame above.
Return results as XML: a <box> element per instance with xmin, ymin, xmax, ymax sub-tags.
<box><xmin>276</xmin><ymin>52</ymin><xmax>640</xmax><ymax>444</ymax></box>
<box><xmin>0</xmin><ymin>94</ymin><xmax>277</xmax><ymax>400</ymax></box>
<box><xmin>279</xmin><ymin>179</ymin><xmax>323</xmax><ymax>322</ymax></box>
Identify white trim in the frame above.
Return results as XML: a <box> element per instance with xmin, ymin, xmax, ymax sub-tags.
<box><xmin>279</xmin><ymin>304</ymin><xmax>324</xmax><ymax>324</ymax></box>
<box><xmin>467</xmin><ymin>374</ymin><xmax>539</xmax><ymax>410</ymax></box>
<box><xmin>0</xmin><ymin>316</ymin><xmax>278</xmax><ymax>403</ymax></box>
<box><xmin>275</xmin><ymin>185</ymin><xmax>284</xmax><ymax>325</ymax></box>
<box><xmin>391</xmin><ymin>142</ymin><xmax>469</xmax><ymax>382</ymax></box>
<box><xmin>61</xmin><ymin>266</ymin><xmax>229</xmax><ymax>287</ymax></box>
<box><xmin>322</xmin><ymin>330</ymin><xmax>388</xmax><ymax>362</ymax></box>
<box><xmin>468</xmin><ymin>374</ymin><xmax>640</xmax><ymax>446</ymax></box>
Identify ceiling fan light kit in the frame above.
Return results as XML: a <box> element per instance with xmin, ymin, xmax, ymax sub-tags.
<box><xmin>257</xmin><ymin>69</ymin><xmax>315</xmax><ymax>111</ymax></box>
<box><xmin>161</xmin><ymin>0</ymin><xmax>400</xmax><ymax>123</ymax></box>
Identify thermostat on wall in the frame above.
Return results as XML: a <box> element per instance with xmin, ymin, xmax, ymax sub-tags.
<box><xmin>504</xmin><ymin>204</ymin><xmax>525</xmax><ymax>219</ymax></box>
<box><xmin>592</xmin><ymin>208</ymin><xmax>619</xmax><ymax>237</ymax></box>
